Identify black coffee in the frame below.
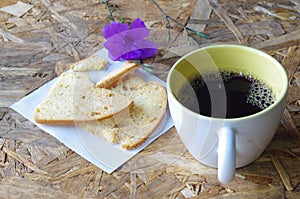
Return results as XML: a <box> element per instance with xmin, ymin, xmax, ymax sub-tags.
<box><xmin>177</xmin><ymin>70</ymin><xmax>276</xmax><ymax>118</ymax></box>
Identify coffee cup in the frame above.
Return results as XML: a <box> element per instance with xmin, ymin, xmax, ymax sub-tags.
<box><xmin>166</xmin><ymin>44</ymin><xmax>288</xmax><ymax>183</ymax></box>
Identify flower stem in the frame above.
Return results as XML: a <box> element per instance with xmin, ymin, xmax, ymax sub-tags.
<box><xmin>139</xmin><ymin>60</ymin><xmax>154</xmax><ymax>73</ymax></box>
<box><xmin>102</xmin><ymin>0</ymin><xmax>115</xmax><ymax>21</ymax></box>
<box><xmin>102</xmin><ymin>0</ymin><xmax>124</xmax><ymax>22</ymax></box>
<box><xmin>151</xmin><ymin>0</ymin><xmax>210</xmax><ymax>40</ymax></box>
<box><xmin>113</xmin><ymin>4</ymin><xmax>125</xmax><ymax>23</ymax></box>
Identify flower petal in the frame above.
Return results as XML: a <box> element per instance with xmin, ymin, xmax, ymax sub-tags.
<box><xmin>102</xmin><ymin>18</ymin><xmax>157</xmax><ymax>61</ymax></box>
<box><xmin>120</xmin><ymin>50</ymin><xmax>143</xmax><ymax>60</ymax></box>
<box><xmin>103</xmin><ymin>37</ymin><xmax>125</xmax><ymax>61</ymax></box>
<box><xmin>125</xmin><ymin>27</ymin><xmax>150</xmax><ymax>40</ymax></box>
<box><xmin>102</xmin><ymin>21</ymin><xmax>128</xmax><ymax>39</ymax></box>
<box><xmin>130</xmin><ymin>18</ymin><xmax>146</xmax><ymax>29</ymax></box>
<box><xmin>104</xmin><ymin>37</ymin><xmax>157</xmax><ymax>61</ymax></box>
<box><xmin>129</xmin><ymin>18</ymin><xmax>150</xmax><ymax>38</ymax></box>
<box><xmin>121</xmin><ymin>47</ymin><xmax>158</xmax><ymax>60</ymax></box>
<box><xmin>127</xmin><ymin>39</ymin><xmax>157</xmax><ymax>59</ymax></box>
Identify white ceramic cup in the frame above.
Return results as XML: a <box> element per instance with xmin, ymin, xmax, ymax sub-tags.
<box><xmin>166</xmin><ymin>45</ymin><xmax>288</xmax><ymax>184</ymax></box>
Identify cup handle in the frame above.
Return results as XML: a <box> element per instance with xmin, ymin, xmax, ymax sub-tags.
<box><xmin>218</xmin><ymin>127</ymin><xmax>236</xmax><ymax>184</ymax></box>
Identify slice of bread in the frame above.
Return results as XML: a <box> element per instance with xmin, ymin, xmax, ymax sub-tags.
<box><xmin>118</xmin><ymin>82</ymin><xmax>167</xmax><ymax>149</ymax></box>
<box><xmin>96</xmin><ymin>62</ymin><xmax>138</xmax><ymax>88</ymax></box>
<box><xmin>110</xmin><ymin>74</ymin><xmax>146</xmax><ymax>97</ymax></box>
<box><xmin>79</xmin><ymin>81</ymin><xmax>167</xmax><ymax>150</ymax></box>
<box><xmin>33</xmin><ymin>72</ymin><xmax>131</xmax><ymax>124</ymax></box>
<box><xmin>70</xmin><ymin>53</ymin><xmax>107</xmax><ymax>71</ymax></box>
<box><xmin>79</xmin><ymin>74</ymin><xmax>146</xmax><ymax>143</ymax></box>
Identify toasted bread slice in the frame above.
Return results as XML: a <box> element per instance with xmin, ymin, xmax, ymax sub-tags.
<box><xmin>96</xmin><ymin>62</ymin><xmax>138</xmax><ymax>88</ymax></box>
<box><xmin>79</xmin><ymin>81</ymin><xmax>167</xmax><ymax>150</ymax></box>
<box><xmin>33</xmin><ymin>72</ymin><xmax>131</xmax><ymax>124</ymax></box>
<box><xmin>70</xmin><ymin>53</ymin><xmax>107</xmax><ymax>71</ymax></box>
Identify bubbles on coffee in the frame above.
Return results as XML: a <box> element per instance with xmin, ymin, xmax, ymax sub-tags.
<box><xmin>246</xmin><ymin>80</ymin><xmax>275</xmax><ymax>110</ymax></box>
<box><xmin>177</xmin><ymin>69</ymin><xmax>276</xmax><ymax>118</ymax></box>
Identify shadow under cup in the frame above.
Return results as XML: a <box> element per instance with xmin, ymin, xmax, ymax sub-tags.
<box><xmin>167</xmin><ymin>45</ymin><xmax>288</xmax><ymax>181</ymax></box>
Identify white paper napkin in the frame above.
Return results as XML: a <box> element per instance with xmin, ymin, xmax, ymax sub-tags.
<box><xmin>10</xmin><ymin>49</ymin><xmax>174</xmax><ymax>174</ymax></box>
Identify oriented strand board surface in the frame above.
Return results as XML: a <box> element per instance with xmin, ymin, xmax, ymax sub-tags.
<box><xmin>0</xmin><ymin>0</ymin><xmax>300</xmax><ymax>198</ymax></box>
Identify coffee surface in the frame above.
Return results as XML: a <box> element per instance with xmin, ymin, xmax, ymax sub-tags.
<box><xmin>177</xmin><ymin>70</ymin><xmax>276</xmax><ymax>118</ymax></box>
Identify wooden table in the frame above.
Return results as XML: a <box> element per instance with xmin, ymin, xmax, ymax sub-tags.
<box><xmin>1</xmin><ymin>0</ymin><xmax>300</xmax><ymax>198</ymax></box>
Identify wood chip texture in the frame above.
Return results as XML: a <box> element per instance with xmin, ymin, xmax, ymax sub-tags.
<box><xmin>0</xmin><ymin>0</ymin><xmax>300</xmax><ymax>198</ymax></box>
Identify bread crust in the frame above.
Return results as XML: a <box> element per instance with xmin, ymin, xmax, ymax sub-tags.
<box><xmin>70</xmin><ymin>53</ymin><xmax>107</xmax><ymax>71</ymax></box>
<box><xmin>33</xmin><ymin>72</ymin><xmax>132</xmax><ymax>124</ymax></box>
<box><xmin>96</xmin><ymin>62</ymin><xmax>138</xmax><ymax>88</ymax></box>
<box><xmin>119</xmin><ymin>81</ymin><xmax>167</xmax><ymax>150</ymax></box>
<box><xmin>33</xmin><ymin>61</ymin><xmax>166</xmax><ymax>150</ymax></box>
<box><xmin>80</xmin><ymin>80</ymin><xmax>167</xmax><ymax>150</ymax></box>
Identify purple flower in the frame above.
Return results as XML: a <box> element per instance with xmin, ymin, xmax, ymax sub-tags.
<box><xmin>102</xmin><ymin>18</ymin><xmax>158</xmax><ymax>61</ymax></box>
